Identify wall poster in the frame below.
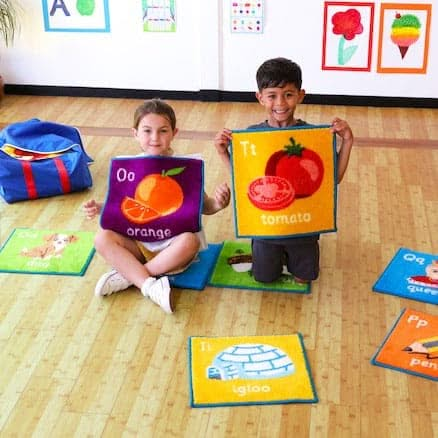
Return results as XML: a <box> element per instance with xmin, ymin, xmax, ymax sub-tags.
<box><xmin>142</xmin><ymin>0</ymin><xmax>176</xmax><ymax>32</ymax></box>
<box><xmin>42</xmin><ymin>0</ymin><xmax>110</xmax><ymax>32</ymax></box>
<box><xmin>377</xmin><ymin>3</ymin><xmax>431</xmax><ymax>74</ymax></box>
<box><xmin>322</xmin><ymin>2</ymin><xmax>375</xmax><ymax>71</ymax></box>
<box><xmin>230</xmin><ymin>1</ymin><xmax>264</xmax><ymax>34</ymax></box>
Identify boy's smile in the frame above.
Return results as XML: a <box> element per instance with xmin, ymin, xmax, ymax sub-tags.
<box><xmin>256</xmin><ymin>84</ymin><xmax>305</xmax><ymax>128</ymax></box>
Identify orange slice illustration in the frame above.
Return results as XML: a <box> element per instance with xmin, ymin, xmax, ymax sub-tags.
<box><xmin>121</xmin><ymin>196</ymin><xmax>161</xmax><ymax>225</ymax></box>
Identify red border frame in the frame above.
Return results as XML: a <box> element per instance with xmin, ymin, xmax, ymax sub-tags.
<box><xmin>322</xmin><ymin>1</ymin><xmax>375</xmax><ymax>71</ymax></box>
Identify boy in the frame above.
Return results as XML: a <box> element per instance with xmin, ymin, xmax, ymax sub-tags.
<box><xmin>214</xmin><ymin>57</ymin><xmax>353</xmax><ymax>284</ymax></box>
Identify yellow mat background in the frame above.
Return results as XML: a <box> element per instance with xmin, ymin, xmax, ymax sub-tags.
<box><xmin>231</xmin><ymin>126</ymin><xmax>336</xmax><ymax>237</ymax></box>
<box><xmin>189</xmin><ymin>334</ymin><xmax>317</xmax><ymax>406</ymax></box>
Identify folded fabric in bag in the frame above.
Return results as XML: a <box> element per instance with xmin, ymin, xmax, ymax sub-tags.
<box><xmin>0</xmin><ymin>118</ymin><xmax>93</xmax><ymax>203</ymax></box>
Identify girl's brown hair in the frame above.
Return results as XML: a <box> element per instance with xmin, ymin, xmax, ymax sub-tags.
<box><xmin>133</xmin><ymin>99</ymin><xmax>177</xmax><ymax>130</ymax></box>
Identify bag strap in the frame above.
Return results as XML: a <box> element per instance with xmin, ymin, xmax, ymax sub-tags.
<box><xmin>21</xmin><ymin>161</ymin><xmax>38</xmax><ymax>199</ymax></box>
<box><xmin>20</xmin><ymin>157</ymin><xmax>72</xmax><ymax>199</ymax></box>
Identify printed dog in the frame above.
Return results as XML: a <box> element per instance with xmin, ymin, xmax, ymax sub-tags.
<box><xmin>20</xmin><ymin>233</ymin><xmax>78</xmax><ymax>260</ymax></box>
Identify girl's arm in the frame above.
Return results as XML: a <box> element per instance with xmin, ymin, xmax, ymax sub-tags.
<box><xmin>202</xmin><ymin>183</ymin><xmax>231</xmax><ymax>215</ymax></box>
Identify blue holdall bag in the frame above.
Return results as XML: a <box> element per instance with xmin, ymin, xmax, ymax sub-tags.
<box><xmin>0</xmin><ymin>118</ymin><xmax>93</xmax><ymax>203</ymax></box>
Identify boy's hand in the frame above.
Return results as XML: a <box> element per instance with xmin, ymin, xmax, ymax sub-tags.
<box><xmin>331</xmin><ymin>118</ymin><xmax>353</xmax><ymax>142</ymax></box>
<box><xmin>214</xmin><ymin>182</ymin><xmax>231</xmax><ymax>210</ymax></box>
<box><xmin>214</xmin><ymin>128</ymin><xmax>233</xmax><ymax>156</ymax></box>
<box><xmin>83</xmin><ymin>199</ymin><xmax>102</xmax><ymax>219</ymax></box>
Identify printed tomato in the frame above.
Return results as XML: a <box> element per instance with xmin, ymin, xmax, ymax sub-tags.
<box><xmin>265</xmin><ymin>137</ymin><xmax>324</xmax><ymax>197</ymax></box>
<box><xmin>247</xmin><ymin>175</ymin><xmax>295</xmax><ymax>211</ymax></box>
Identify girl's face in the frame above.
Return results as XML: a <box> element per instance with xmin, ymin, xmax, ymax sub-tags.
<box><xmin>133</xmin><ymin>113</ymin><xmax>178</xmax><ymax>156</ymax></box>
<box><xmin>256</xmin><ymin>83</ymin><xmax>305</xmax><ymax>128</ymax></box>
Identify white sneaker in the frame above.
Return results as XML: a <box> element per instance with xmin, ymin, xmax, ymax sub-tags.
<box><xmin>95</xmin><ymin>270</ymin><xmax>133</xmax><ymax>296</ymax></box>
<box><xmin>141</xmin><ymin>276</ymin><xmax>174</xmax><ymax>314</ymax></box>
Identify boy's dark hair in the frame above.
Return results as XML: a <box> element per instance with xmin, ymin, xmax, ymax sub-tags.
<box><xmin>133</xmin><ymin>98</ymin><xmax>177</xmax><ymax>130</ymax></box>
<box><xmin>256</xmin><ymin>57</ymin><xmax>302</xmax><ymax>91</ymax></box>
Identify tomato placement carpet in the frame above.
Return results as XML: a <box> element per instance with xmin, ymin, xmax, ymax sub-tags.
<box><xmin>0</xmin><ymin>228</ymin><xmax>95</xmax><ymax>276</ymax></box>
<box><xmin>230</xmin><ymin>125</ymin><xmax>337</xmax><ymax>239</ymax></box>
<box><xmin>371</xmin><ymin>308</ymin><xmax>437</xmax><ymax>381</ymax></box>
<box><xmin>208</xmin><ymin>240</ymin><xmax>310</xmax><ymax>293</ymax></box>
<box><xmin>373</xmin><ymin>248</ymin><xmax>438</xmax><ymax>305</ymax></box>
<box><xmin>188</xmin><ymin>334</ymin><xmax>318</xmax><ymax>407</ymax></box>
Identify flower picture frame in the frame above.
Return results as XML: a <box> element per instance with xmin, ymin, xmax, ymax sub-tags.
<box><xmin>322</xmin><ymin>1</ymin><xmax>375</xmax><ymax>71</ymax></box>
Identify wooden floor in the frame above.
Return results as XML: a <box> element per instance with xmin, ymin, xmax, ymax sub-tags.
<box><xmin>0</xmin><ymin>95</ymin><xmax>437</xmax><ymax>437</ymax></box>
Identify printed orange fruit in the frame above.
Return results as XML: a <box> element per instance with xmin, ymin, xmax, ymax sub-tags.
<box><xmin>120</xmin><ymin>196</ymin><xmax>161</xmax><ymax>224</ymax></box>
<box><xmin>135</xmin><ymin>168</ymin><xmax>185</xmax><ymax>216</ymax></box>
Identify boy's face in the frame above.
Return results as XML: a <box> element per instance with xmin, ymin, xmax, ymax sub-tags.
<box><xmin>256</xmin><ymin>83</ymin><xmax>305</xmax><ymax>128</ymax></box>
<box><xmin>133</xmin><ymin>113</ymin><xmax>178</xmax><ymax>156</ymax></box>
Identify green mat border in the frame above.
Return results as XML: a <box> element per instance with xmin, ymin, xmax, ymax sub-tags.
<box><xmin>0</xmin><ymin>228</ymin><xmax>96</xmax><ymax>276</ymax></box>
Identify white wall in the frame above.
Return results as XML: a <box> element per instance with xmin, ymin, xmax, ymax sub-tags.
<box><xmin>1</xmin><ymin>0</ymin><xmax>437</xmax><ymax>98</ymax></box>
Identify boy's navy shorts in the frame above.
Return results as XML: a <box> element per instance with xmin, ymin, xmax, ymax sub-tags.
<box><xmin>251</xmin><ymin>237</ymin><xmax>320</xmax><ymax>283</ymax></box>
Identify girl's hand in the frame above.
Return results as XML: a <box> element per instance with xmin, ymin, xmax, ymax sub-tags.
<box><xmin>83</xmin><ymin>199</ymin><xmax>102</xmax><ymax>219</ymax></box>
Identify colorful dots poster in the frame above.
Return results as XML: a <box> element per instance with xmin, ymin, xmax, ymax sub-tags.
<box><xmin>230</xmin><ymin>1</ymin><xmax>264</xmax><ymax>34</ymax></box>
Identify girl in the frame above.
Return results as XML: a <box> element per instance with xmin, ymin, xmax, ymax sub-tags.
<box><xmin>83</xmin><ymin>99</ymin><xmax>230</xmax><ymax>313</ymax></box>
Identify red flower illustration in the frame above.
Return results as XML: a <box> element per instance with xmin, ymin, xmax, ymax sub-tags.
<box><xmin>332</xmin><ymin>8</ymin><xmax>363</xmax><ymax>40</ymax></box>
<box><xmin>331</xmin><ymin>9</ymin><xmax>363</xmax><ymax>65</ymax></box>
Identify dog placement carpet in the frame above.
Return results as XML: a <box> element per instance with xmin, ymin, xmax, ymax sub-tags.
<box><xmin>208</xmin><ymin>240</ymin><xmax>310</xmax><ymax>293</ymax></box>
<box><xmin>0</xmin><ymin>228</ymin><xmax>95</xmax><ymax>276</ymax></box>
<box><xmin>373</xmin><ymin>248</ymin><xmax>438</xmax><ymax>305</ymax></box>
<box><xmin>371</xmin><ymin>308</ymin><xmax>437</xmax><ymax>381</ymax></box>
<box><xmin>168</xmin><ymin>243</ymin><xmax>222</xmax><ymax>290</ymax></box>
<box><xmin>188</xmin><ymin>334</ymin><xmax>318</xmax><ymax>407</ymax></box>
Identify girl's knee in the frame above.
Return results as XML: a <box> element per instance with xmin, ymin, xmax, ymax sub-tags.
<box><xmin>94</xmin><ymin>229</ymin><xmax>118</xmax><ymax>252</ymax></box>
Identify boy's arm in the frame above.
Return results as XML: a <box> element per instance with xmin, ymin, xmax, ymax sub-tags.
<box><xmin>202</xmin><ymin>183</ymin><xmax>231</xmax><ymax>215</ymax></box>
<box><xmin>214</xmin><ymin>128</ymin><xmax>233</xmax><ymax>171</ymax></box>
<box><xmin>331</xmin><ymin>118</ymin><xmax>353</xmax><ymax>183</ymax></box>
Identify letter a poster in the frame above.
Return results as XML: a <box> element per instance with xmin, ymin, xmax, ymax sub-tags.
<box><xmin>100</xmin><ymin>155</ymin><xmax>203</xmax><ymax>242</ymax></box>
<box><xmin>231</xmin><ymin>125</ymin><xmax>337</xmax><ymax>238</ymax></box>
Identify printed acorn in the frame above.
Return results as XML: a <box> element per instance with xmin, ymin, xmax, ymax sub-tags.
<box><xmin>265</xmin><ymin>137</ymin><xmax>324</xmax><ymax>197</ymax></box>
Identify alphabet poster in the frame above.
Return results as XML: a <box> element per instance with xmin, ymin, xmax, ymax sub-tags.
<box><xmin>231</xmin><ymin>126</ymin><xmax>337</xmax><ymax>238</ymax></box>
<box><xmin>42</xmin><ymin>0</ymin><xmax>110</xmax><ymax>32</ymax></box>
<box><xmin>100</xmin><ymin>156</ymin><xmax>203</xmax><ymax>242</ymax></box>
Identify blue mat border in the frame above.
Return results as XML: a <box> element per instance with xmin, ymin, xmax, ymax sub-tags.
<box><xmin>188</xmin><ymin>333</ymin><xmax>318</xmax><ymax>408</ymax></box>
<box><xmin>370</xmin><ymin>308</ymin><xmax>437</xmax><ymax>382</ymax></box>
<box><xmin>372</xmin><ymin>247</ymin><xmax>438</xmax><ymax>305</ymax></box>
<box><xmin>0</xmin><ymin>228</ymin><xmax>96</xmax><ymax>276</ymax></box>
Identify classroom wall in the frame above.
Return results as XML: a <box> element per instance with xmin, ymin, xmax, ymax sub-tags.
<box><xmin>1</xmin><ymin>0</ymin><xmax>437</xmax><ymax>99</ymax></box>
